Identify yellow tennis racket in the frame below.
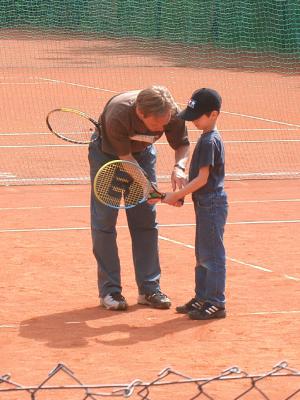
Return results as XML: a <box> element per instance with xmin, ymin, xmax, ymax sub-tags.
<box><xmin>93</xmin><ymin>160</ymin><xmax>166</xmax><ymax>209</ymax></box>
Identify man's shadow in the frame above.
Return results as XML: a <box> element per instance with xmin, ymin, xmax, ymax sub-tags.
<box><xmin>19</xmin><ymin>305</ymin><xmax>214</xmax><ymax>348</ymax></box>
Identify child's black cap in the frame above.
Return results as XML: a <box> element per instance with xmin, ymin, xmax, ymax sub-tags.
<box><xmin>178</xmin><ymin>88</ymin><xmax>222</xmax><ymax>121</ymax></box>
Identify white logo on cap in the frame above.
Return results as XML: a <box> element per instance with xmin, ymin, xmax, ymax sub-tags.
<box><xmin>188</xmin><ymin>99</ymin><xmax>196</xmax><ymax>108</ymax></box>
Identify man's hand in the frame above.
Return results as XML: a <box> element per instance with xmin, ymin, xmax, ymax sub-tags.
<box><xmin>171</xmin><ymin>166</ymin><xmax>188</xmax><ymax>191</ymax></box>
<box><xmin>147</xmin><ymin>196</ymin><xmax>162</xmax><ymax>205</ymax></box>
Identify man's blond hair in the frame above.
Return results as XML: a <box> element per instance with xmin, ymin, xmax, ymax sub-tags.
<box><xmin>136</xmin><ymin>86</ymin><xmax>178</xmax><ymax>118</ymax></box>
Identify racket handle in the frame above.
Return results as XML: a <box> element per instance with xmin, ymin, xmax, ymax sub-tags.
<box><xmin>148</xmin><ymin>191</ymin><xmax>184</xmax><ymax>206</ymax></box>
<box><xmin>148</xmin><ymin>192</ymin><xmax>165</xmax><ymax>200</ymax></box>
<box><xmin>149</xmin><ymin>192</ymin><xmax>184</xmax><ymax>205</ymax></box>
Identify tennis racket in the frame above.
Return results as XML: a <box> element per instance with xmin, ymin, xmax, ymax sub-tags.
<box><xmin>93</xmin><ymin>160</ymin><xmax>167</xmax><ymax>209</ymax></box>
<box><xmin>46</xmin><ymin>108</ymin><xmax>100</xmax><ymax>144</ymax></box>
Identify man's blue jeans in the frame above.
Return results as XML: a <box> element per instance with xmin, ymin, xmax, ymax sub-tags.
<box><xmin>193</xmin><ymin>191</ymin><xmax>228</xmax><ymax>308</ymax></box>
<box><xmin>88</xmin><ymin>138</ymin><xmax>161</xmax><ymax>298</ymax></box>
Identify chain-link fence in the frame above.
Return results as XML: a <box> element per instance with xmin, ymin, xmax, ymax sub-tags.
<box><xmin>1</xmin><ymin>361</ymin><xmax>299</xmax><ymax>399</ymax></box>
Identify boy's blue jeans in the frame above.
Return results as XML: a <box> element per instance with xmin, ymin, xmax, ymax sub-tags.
<box><xmin>193</xmin><ymin>191</ymin><xmax>228</xmax><ymax>308</ymax></box>
<box><xmin>88</xmin><ymin>138</ymin><xmax>161</xmax><ymax>298</ymax></box>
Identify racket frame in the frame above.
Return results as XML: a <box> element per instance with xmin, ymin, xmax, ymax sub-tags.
<box><xmin>93</xmin><ymin>160</ymin><xmax>165</xmax><ymax>209</ymax></box>
<box><xmin>46</xmin><ymin>107</ymin><xmax>101</xmax><ymax>144</ymax></box>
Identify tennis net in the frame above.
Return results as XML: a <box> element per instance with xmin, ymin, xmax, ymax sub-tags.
<box><xmin>0</xmin><ymin>0</ymin><xmax>299</xmax><ymax>185</ymax></box>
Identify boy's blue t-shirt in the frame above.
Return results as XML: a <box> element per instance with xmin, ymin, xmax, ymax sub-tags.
<box><xmin>188</xmin><ymin>129</ymin><xmax>225</xmax><ymax>198</ymax></box>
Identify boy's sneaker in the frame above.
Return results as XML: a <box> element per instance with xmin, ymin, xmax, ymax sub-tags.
<box><xmin>176</xmin><ymin>298</ymin><xmax>204</xmax><ymax>314</ymax></box>
<box><xmin>138</xmin><ymin>290</ymin><xmax>171</xmax><ymax>309</ymax></box>
<box><xmin>188</xmin><ymin>302</ymin><xmax>226</xmax><ymax>320</ymax></box>
<box><xmin>100</xmin><ymin>292</ymin><xmax>128</xmax><ymax>311</ymax></box>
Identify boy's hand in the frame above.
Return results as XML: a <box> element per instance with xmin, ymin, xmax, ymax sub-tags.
<box><xmin>162</xmin><ymin>192</ymin><xmax>185</xmax><ymax>207</ymax></box>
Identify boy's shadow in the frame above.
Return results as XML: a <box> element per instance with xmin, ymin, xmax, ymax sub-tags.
<box><xmin>19</xmin><ymin>305</ymin><xmax>214</xmax><ymax>348</ymax></box>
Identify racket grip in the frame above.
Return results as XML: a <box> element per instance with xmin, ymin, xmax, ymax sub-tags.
<box><xmin>148</xmin><ymin>192</ymin><xmax>165</xmax><ymax>200</ymax></box>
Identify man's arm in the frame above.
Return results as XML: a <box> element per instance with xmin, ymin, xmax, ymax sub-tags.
<box><xmin>171</xmin><ymin>144</ymin><xmax>190</xmax><ymax>190</ymax></box>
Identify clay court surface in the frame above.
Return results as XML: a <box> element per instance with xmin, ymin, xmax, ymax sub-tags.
<box><xmin>0</xmin><ymin>179</ymin><xmax>300</xmax><ymax>398</ymax></box>
<box><xmin>1</xmin><ymin>34</ymin><xmax>300</xmax><ymax>398</ymax></box>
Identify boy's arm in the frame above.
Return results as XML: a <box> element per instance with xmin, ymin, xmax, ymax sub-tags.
<box><xmin>162</xmin><ymin>166</ymin><xmax>209</xmax><ymax>205</ymax></box>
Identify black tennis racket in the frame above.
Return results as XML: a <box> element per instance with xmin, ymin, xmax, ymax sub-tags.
<box><xmin>93</xmin><ymin>160</ymin><xmax>166</xmax><ymax>209</ymax></box>
<box><xmin>46</xmin><ymin>108</ymin><xmax>100</xmax><ymax>144</ymax></box>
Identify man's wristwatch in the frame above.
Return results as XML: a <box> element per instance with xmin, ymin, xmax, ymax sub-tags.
<box><xmin>174</xmin><ymin>163</ymin><xmax>185</xmax><ymax>172</ymax></box>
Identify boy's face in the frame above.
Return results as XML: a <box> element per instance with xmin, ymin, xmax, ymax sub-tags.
<box><xmin>192</xmin><ymin>111</ymin><xmax>219</xmax><ymax>131</ymax></box>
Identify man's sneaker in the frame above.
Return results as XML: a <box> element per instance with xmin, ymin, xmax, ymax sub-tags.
<box><xmin>100</xmin><ymin>292</ymin><xmax>128</xmax><ymax>311</ymax></box>
<box><xmin>138</xmin><ymin>290</ymin><xmax>171</xmax><ymax>309</ymax></box>
<box><xmin>188</xmin><ymin>302</ymin><xmax>226</xmax><ymax>320</ymax></box>
<box><xmin>176</xmin><ymin>298</ymin><xmax>204</xmax><ymax>314</ymax></box>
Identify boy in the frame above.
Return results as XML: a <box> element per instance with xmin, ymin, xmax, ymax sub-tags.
<box><xmin>162</xmin><ymin>88</ymin><xmax>228</xmax><ymax>320</ymax></box>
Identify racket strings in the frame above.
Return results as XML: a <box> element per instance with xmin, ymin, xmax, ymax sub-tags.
<box><xmin>94</xmin><ymin>163</ymin><xmax>150</xmax><ymax>208</ymax></box>
<box><xmin>48</xmin><ymin>110</ymin><xmax>96</xmax><ymax>144</ymax></box>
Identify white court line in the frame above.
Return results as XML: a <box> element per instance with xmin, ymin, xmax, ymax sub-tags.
<box><xmin>35</xmin><ymin>77</ymin><xmax>300</xmax><ymax>129</ymax></box>
<box><xmin>284</xmin><ymin>275</ymin><xmax>300</xmax><ymax>281</ymax></box>
<box><xmin>230</xmin><ymin>199</ymin><xmax>300</xmax><ymax>204</ymax></box>
<box><xmin>152</xmin><ymin>220</ymin><xmax>300</xmax><ymax>226</ymax></box>
<box><xmin>0</xmin><ymin>144</ymin><xmax>85</xmax><ymax>148</ymax></box>
<box><xmin>227</xmin><ymin>219</ymin><xmax>300</xmax><ymax>225</ymax></box>
<box><xmin>158</xmin><ymin>235</ymin><xmax>271</xmax><ymax>272</ymax></box>
<box><xmin>221</xmin><ymin>110</ymin><xmax>300</xmax><ymax>129</ymax></box>
<box><xmin>223</xmin><ymin>139</ymin><xmax>300</xmax><ymax>143</ymax></box>
<box><xmin>0</xmin><ymin>172</ymin><xmax>16</xmax><ymax>178</ymax></box>
<box><xmin>0</xmin><ymin>198</ymin><xmax>299</xmax><ymax>211</ymax></box>
<box><xmin>158</xmin><ymin>235</ymin><xmax>300</xmax><ymax>281</ymax></box>
<box><xmin>0</xmin><ymin>177</ymin><xmax>89</xmax><ymax>184</ymax></box>
<box><xmin>0</xmin><ymin>205</ymin><xmax>89</xmax><ymax>211</ymax></box>
<box><xmin>0</xmin><ymin>325</ymin><xmax>20</xmax><ymax>328</ymax></box>
<box><xmin>239</xmin><ymin>310</ymin><xmax>300</xmax><ymax>316</ymax></box>
<box><xmin>0</xmin><ymin>227</ymin><xmax>90</xmax><ymax>233</ymax></box>
<box><xmin>1</xmin><ymin>309</ymin><xmax>300</xmax><ymax>329</ymax></box>
<box><xmin>0</xmin><ymin>221</ymin><xmax>299</xmax><ymax>280</ymax></box>
<box><xmin>35</xmin><ymin>77</ymin><xmax>119</xmax><ymax>93</ymax></box>
<box><xmin>1</xmin><ymin>128</ymin><xmax>299</xmax><ymax>136</ymax></box>
<box><xmin>227</xmin><ymin>172</ymin><xmax>300</xmax><ymax>178</ymax></box>
<box><xmin>0</xmin><ymin>132</ymin><xmax>52</xmax><ymax>136</ymax></box>
<box><xmin>1</xmin><ymin>219</ymin><xmax>300</xmax><ymax>233</ymax></box>
<box><xmin>189</xmin><ymin>128</ymin><xmax>300</xmax><ymax>132</ymax></box>
<box><xmin>2</xmin><ymin>140</ymin><xmax>300</xmax><ymax>148</ymax></box>
<box><xmin>227</xmin><ymin>256</ymin><xmax>272</xmax><ymax>272</ymax></box>
<box><xmin>2</xmin><ymin>143</ymin><xmax>300</xmax><ymax>153</ymax></box>
<box><xmin>0</xmin><ymin>82</ymin><xmax>50</xmax><ymax>85</ymax></box>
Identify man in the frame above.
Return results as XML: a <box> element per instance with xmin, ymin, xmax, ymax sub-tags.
<box><xmin>88</xmin><ymin>86</ymin><xmax>189</xmax><ymax>311</ymax></box>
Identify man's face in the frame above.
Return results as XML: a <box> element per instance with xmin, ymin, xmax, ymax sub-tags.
<box><xmin>137</xmin><ymin>108</ymin><xmax>172</xmax><ymax>132</ymax></box>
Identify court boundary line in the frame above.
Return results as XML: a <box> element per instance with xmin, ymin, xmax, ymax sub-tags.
<box><xmin>158</xmin><ymin>235</ymin><xmax>273</xmax><ymax>273</ymax></box>
<box><xmin>1</xmin><ymin>218</ymin><xmax>300</xmax><ymax>233</ymax></box>
<box><xmin>2</xmin><ymin>138</ymin><xmax>300</xmax><ymax>148</ymax></box>
<box><xmin>1</xmin><ymin>225</ymin><xmax>297</xmax><ymax>280</ymax></box>
<box><xmin>158</xmin><ymin>235</ymin><xmax>300</xmax><ymax>281</ymax></box>
<box><xmin>1</xmin><ymin>198</ymin><xmax>299</xmax><ymax>211</ymax></box>
<box><xmin>35</xmin><ymin>77</ymin><xmax>300</xmax><ymax>128</ymax></box>
<box><xmin>0</xmin><ymin>310</ymin><xmax>300</xmax><ymax>328</ymax></box>
<box><xmin>1</xmin><ymin>171</ymin><xmax>300</xmax><ymax>184</ymax></box>
<box><xmin>1</xmin><ymin>127</ymin><xmax>299</xmax><ymax>136</ymax></box>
